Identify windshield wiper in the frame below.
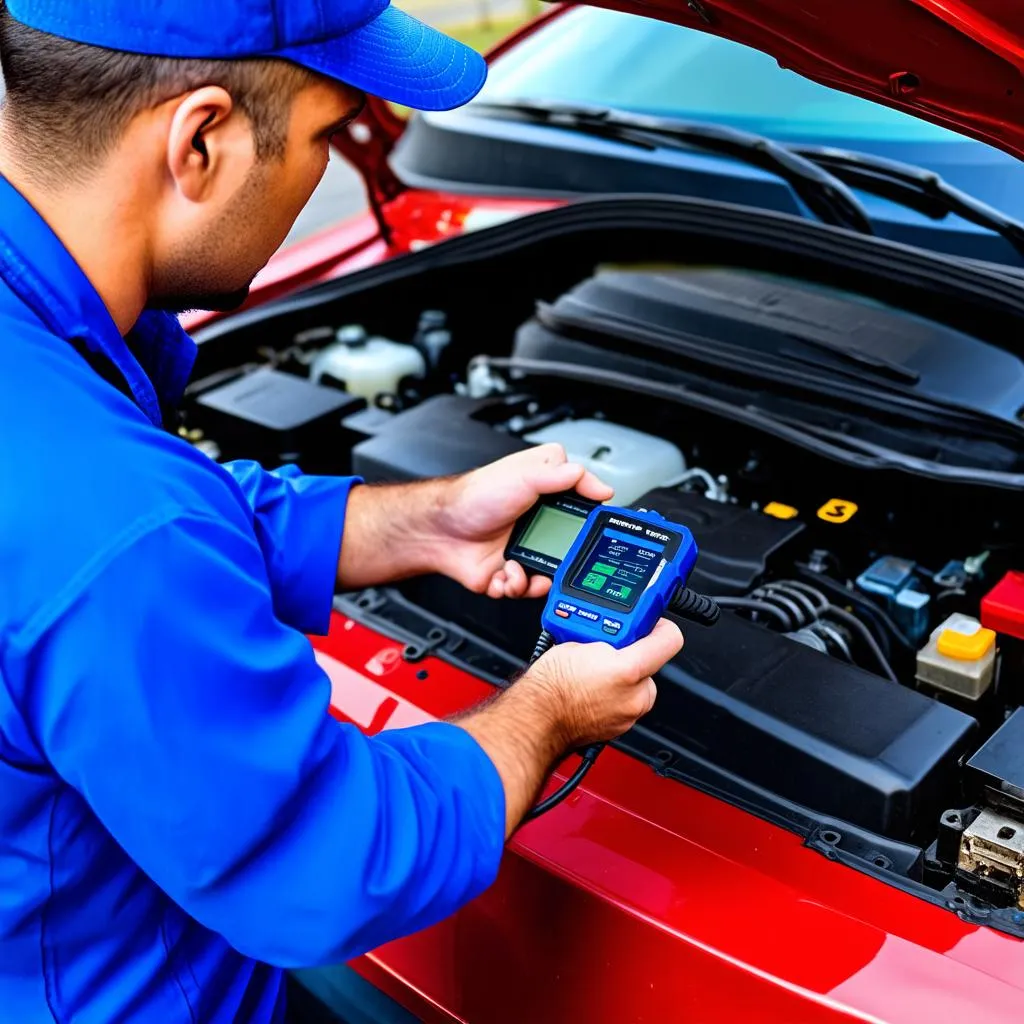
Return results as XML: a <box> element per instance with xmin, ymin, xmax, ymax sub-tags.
<box><xmin>468</xmin><ymin>98</ymin><xmax>874</xmax><ymax>236</ymax></box>
<box><xmin>789</xmin><ymin>146</ymin><xmax>1024</xmax><ymax>259</ymax></box>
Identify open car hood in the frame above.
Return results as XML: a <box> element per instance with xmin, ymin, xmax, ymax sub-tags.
<box><xmin>336</xmin><ymin>0</ymin><xmax>1024</xmax><ymax>215</ymax></box>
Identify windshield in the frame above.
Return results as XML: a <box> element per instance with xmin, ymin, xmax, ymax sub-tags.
<box><xmin>476</xmin><ymin>7</ymin><xmax>965</xmax><ymax>143</ymax></box>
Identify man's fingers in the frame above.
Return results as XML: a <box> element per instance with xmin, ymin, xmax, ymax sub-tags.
<box><xmin>574</xmin><ymin>468</ymin><xmax>615</xmax><ymax>502</ymax></box>
<box><xmin>525</xmin><ymin>574</ymin><xmax>552</xmax><ymax>599</ymax></box>
<box><xmin>619</xmin><ymin>618</ymin><xmax>684</xmax><ymax>680</ymax></box>
<box><xmin>501</xmin><ymin>559</ymin><xmax>529</xmax><ymax>597</ymax></box>
<box><xmin>487</xmin><ymin>571</ymin><xmax>507</xmax><ymax>599</ymax></box>
<box><xmin>507</xmin><ymin>443</ymin><xmax>613</xmax><ymax>507</ymax></box>
<box><xmin>523</xmin><ymin>457</ymin><xmax>584</xmax><ymax>496</ymax></box>
<box><xmin>525</xmin><ymin>459</ymin><xmax>615</xmax><ymax>503</ymax></box>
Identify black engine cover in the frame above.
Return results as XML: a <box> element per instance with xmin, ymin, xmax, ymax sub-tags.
<box><xmin>650</xmin><ymin>612</ymin><xmax>977</xmax><ymax>842</ymax></box>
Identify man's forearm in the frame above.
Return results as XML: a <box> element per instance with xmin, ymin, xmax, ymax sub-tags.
<box><xmin>337</xmin><ymin>479</ymin><xmax>452</xmax><ymax>590</ymax></box>
<box><xmin>453</xmin><ymin>683</ymin><xmax>568</xmax><ymax>837</ymax></box>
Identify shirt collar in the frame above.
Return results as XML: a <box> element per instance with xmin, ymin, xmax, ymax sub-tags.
<box><xmin>0</xmin><ymin>175</ymin><xmax>196</xmax><ymax>428</ymax></box>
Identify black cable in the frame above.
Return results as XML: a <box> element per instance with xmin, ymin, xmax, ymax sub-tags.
<box><xmin>523</xmin><ymin>743</ymin><xmax>605</xmax><ymax>822</ymax></box>
<box><xmin>758</xmin><ymin>582</ymin><xmax>820</xmax><ymax>621</ymax></box>
<box><xmin>530</xmin><ymin>630</ymin><xmax>555</xmax><ymax>663</ymax></box>
<box><xmin>711</xmin><ymin>596</ymin><xmax>794</xmax><ymax>631</ymax></box>
<box><xmin>523</xmin><ymin>590</ymin><xmax>719</xmax><ymax>822</ymax></box>
<box><xmin>669</xmin><ymin>587</ymin><xmax>721</xmax><ymax>627</ymax></box>
<box><xmin>776</xmin><ymin>579</ymin><xmax>830</xmax><ymax>612</ymax></box>
<box><xmin>751</xmin><ymin>587</ymin><xmax>808</xmax><ymax>629</ymax></box>
<box><xmin>523</xmin><ymin>628</ymin><xmax>605</xmax><ymax>822</ymax></box>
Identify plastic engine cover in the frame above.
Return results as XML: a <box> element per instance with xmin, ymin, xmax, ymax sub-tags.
<box><xmin>648</xmin><ymin>612</ymin><xmax>978</xmax><ymax>841</ymax></box>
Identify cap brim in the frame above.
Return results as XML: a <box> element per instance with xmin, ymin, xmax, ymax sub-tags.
<box><xmin>276</xmin><ymin>6</ymin><xmax>487</xmax><ymax>112</ymax></box>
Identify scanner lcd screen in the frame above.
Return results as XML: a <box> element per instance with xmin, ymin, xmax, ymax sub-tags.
<box><xmin>570</xmin><ymin>528</ymin><xmax>664</xmax><ymax>609</ymax></box>
<box><xmin>518</xmin><ymin>505</ymin><xmax>585</xmax><ymax>562</ymax></box>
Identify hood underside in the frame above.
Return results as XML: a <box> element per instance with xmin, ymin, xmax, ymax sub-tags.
<box><xmin>582</xmin><ymin>0</ymin><xmax>1024</xmax><ymax>158</ymax></box>
<box><xmin>334</xmin><ymin>0</ymin><xmax>1024</xmax><ymax>236</ymax></box>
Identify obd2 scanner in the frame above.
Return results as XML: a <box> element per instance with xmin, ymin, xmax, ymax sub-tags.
<box><xmin>506</xmin><ymin>497</ymin><xmax>720</xmax><ymax>820</ymax></box>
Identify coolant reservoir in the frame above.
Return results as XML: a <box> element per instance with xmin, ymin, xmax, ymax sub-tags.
<box><xmin>524</xmin><ymin>419</ymin><xmax>686</xmax><ymax>505</ymax></box>
<box><xmin>310</xmin><ymin>324</ymin><xmax>426</xmax><ymax>401</ymax></box>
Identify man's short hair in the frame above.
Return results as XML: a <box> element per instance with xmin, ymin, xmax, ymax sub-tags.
<box><xmin>0</xmin><ymin>4</ymin><xmax>316</xmax><ymax>187</ymax></box>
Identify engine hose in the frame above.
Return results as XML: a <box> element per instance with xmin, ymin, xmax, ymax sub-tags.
<box><xmin>752</xmin><ymin>587</ymin><xmax>808</xmax><ymax>629</ymax></box>
<box><xmin>758</xmin><ymin>582</ymin><xmax>820</xmax><ymax>621</ymax></box>
<box><xmin>776</xmin><ymin>579</ymin><xmax>830</xmax><ymax>612</ymax></box>
<box><xmin>821</xmin><ymin>605</ymin><xmax>898</xmax><ymax>683</ymax></box>
<box><xmin>711</xmin><ymin>596</ymin><xmax>794</xmax><ymax>631</ymax></box>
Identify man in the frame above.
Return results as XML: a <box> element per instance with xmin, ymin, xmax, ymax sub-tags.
<box><xmin>0</xmin><ymin>1</ymin><xmax>684</xmax><ymax>1021</ymax></box>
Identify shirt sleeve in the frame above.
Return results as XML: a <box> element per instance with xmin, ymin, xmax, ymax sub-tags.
<box><xmin>221</xmin><ymin>461</ymin><xmax>361</xmax><ymax>635</ymax></box>
<box><xmin>20</xmin><ymin>508</ymin><xmax>505</xmax><ymax>968</ymax></box>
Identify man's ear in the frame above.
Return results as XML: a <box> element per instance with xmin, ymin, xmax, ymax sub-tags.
<box><xmin>166</xmin><ymin>86</ymin><xmax>250</xmax><ymax>203</ymax></box>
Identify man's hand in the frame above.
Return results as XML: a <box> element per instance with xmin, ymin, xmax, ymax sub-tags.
<box><xmin>336</xmin><ymin>445</ymin><xmax>612</xmax><ymax>594</ymax></box>
<box><xmin>433</xmin><ymin>444</ymin><xmax>613</xmax><ymax>598</ymax></box>
<box><xmin>456</xmin><ymin>618</ymin><xmax>684</xmax><ymax>834</ymax></box>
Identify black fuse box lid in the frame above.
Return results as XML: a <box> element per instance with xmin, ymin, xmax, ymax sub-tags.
<box><xmin>967</xmin><ymin>707</ymin><xmax>1024</xmax><ymax>815</ymax></box>
<box><xmin>190</xmin><ymin>367</ymin><xmax>365</xmax><ymax>473</ymax></box>
<box><xmin>196</xmin><ymin>367</ymin><xmax>356</xmax><ymax>429</ymax></box>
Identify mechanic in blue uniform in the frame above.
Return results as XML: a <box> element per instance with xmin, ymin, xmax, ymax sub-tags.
<box><xmin>0</xmin><ymin>1</ymin><xmax>684</xmax><ymax>1021</ymax></box>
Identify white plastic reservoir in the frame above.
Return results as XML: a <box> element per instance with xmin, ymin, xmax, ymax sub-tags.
<box><xmin>524</xmin><ymin>419</ymin><xmax>686</xmax><ymax>505</ymax></box>
<box><xmin>310</xmin><ymin>324</ymin><xmax>426</xmax><ymax>401</ymax></box>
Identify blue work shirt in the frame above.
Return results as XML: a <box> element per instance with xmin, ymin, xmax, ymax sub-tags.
<box><xmin>0</xmin><ymin>176</ymin><xmax>505</xmax><ymax>1023</ymax></box>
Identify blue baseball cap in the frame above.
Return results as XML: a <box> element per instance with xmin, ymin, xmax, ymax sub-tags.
<box><xmin>5</xmin><ymin>0</ymin><xmax>487</xmax><ymax>111</ymax></box>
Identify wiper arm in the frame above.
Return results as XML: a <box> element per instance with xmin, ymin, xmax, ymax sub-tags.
<box><xmin>790</xmin><ymin>145</ymin><xmax>1024</xmax><ymax>259</ymax></box>
<box><xmin>469</xmin><ymin>98</ymin><xmax>874</xmax><ymax>236</ymax></box>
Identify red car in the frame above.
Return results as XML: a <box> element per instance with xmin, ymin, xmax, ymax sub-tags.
<box><xmin>185</xmin><ymin>2</ymin><xmax>1024</xmax><ymax>1021</ymax></box>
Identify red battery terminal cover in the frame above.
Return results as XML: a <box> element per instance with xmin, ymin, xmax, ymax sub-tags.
<box><xmin>981</xmin><ymin>571</ymin><xmax>1024</xmax><ymax>640</ymax></box>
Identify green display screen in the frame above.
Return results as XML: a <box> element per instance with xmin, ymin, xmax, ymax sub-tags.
<box><xmin>518</xmin><ymin>505</ymin><xmax>585</xmax><ymax>561</ymax></box>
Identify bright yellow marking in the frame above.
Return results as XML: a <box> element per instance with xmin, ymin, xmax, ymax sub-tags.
<box><xmin>763</xmin><ymin>501</ymin><xmax>799</xmax><ymax>521</ymax></box>
<box><xmin>816</xmin><ymin>499</ymin><xmax>859</xmax><ymax>524</ymax></box>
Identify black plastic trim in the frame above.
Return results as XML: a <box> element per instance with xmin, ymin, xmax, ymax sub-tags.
<box><xmin>482</xmin><ymin>355</ymin><xmax>1024</xmax><ymax>490</ymax></box>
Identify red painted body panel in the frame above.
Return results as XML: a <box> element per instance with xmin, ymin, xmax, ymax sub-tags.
<box><xmin>312</xmin><ymin>615</ymin><xmax>1024</xmax><ymax>1023</ymax></box>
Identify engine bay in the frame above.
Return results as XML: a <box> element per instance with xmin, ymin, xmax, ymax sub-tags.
<box><xmin>187</xmin><ymin>198</ymin><xmax>1024</xmax><ymax>932</ymax></box>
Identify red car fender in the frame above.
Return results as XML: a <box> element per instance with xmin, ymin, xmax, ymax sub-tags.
<box><xmin>313</xmin><ymin>614</ymin><xmax>1024</xmax><ymax>1024</ymax></box>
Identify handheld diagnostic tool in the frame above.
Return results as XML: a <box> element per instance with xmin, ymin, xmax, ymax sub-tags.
<box><xmin>506</xmin><ymin>493</ymin><xmax>719</xmax><ymax>821</ymax></box>
<box><xmin>505</xmin><ymin>493</ymin><xmax>597</xmax><ymax>578</ymax></box>
<box><xmin>505</xmin><ymin>493</ymin><xmax>718</xmax><ymax>638</ymax></box>
<box><xmin>541</xmin><ymin>506</ymin><xmax>698</xmax><ymax>648</ymax></box>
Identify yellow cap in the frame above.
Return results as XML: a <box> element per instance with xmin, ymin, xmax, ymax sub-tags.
<box><xmin>937</xmin><ymin>625</ymin><xmax>996</xmax><ymax>661</ymax></box>
<box><xmin>764</xmin><ymin>501</ymin><xmax>799</xmax><ymax>520</ymax></box>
